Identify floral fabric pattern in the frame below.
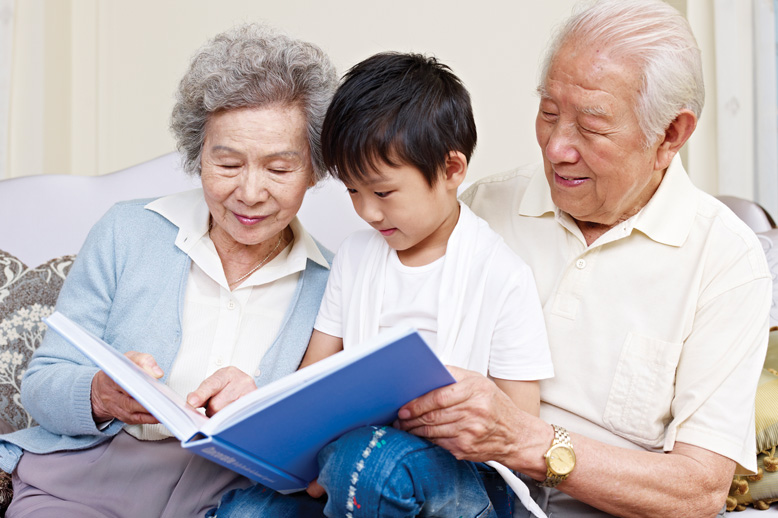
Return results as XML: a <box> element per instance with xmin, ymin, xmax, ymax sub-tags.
<box><xmin>0</xmin><ymin>250</ymin><xmax>73</xmax><ymax>431</ymax></box>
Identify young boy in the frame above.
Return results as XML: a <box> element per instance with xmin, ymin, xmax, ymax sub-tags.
<box><xmin>212</xmin><ymin>53</ymin><xmax>552</xmax><ymax>518</ymax></box>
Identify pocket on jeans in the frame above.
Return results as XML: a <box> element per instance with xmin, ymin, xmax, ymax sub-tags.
<box><xmin>602</xmin><ymin>332</ymin><xmax>682</xmax><ymax>448</ymax></box>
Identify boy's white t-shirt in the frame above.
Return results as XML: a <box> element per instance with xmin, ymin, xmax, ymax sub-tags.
<box><xmin>379</xmin><ymin>253</ymin><xmax>443</xmax><ymax>350</ymax></box>
<box><xmin>314</xmin><ymin>204</ymin><xmax>553</xmax><ymax>381</ymax></box>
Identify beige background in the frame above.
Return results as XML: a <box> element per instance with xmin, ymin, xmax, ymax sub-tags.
<box><xmin>6</xmin><ymin>0</ymin><xmax>726</xmax><ymax>196</ymax></box>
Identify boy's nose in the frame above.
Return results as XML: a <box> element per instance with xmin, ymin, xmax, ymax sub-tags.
<box><xmin>355</xmin><ymin>198</ymin><xmax>383</xmax><ymax>225</ymax></box>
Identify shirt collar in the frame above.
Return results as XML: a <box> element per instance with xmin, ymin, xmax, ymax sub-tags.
<box><xmin>518</xmin><ymin>166</ymin><xmax>556</xmax><ymax>218</ymax></box>
<box><xmin>145</xmin><ymin>188</ymin><xmax>330</xmax><ymax>270</ymax></box>
<box><xmin>517</xmin><ymin>155</ymin><xmax>696</xmax><ymax>247</ymax></box>
<box><xmin>630</xmin><ymin>155</ymin><xmax>697</xmax><ymax>247</ymax></box>
<box><xmin>145</xmin><ymin>189</ymin><xmax>209</xmax><ymax>254</ymax></box>
<box><xmin>287</xmin><ymin>218</ymin><xmax>330</xmax><ymax>269</ymax></box>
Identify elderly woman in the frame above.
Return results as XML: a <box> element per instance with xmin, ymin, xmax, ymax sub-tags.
<box><xmin>0</xmin><ymin>24</ymin><xmax>337</xmax><ymax>517</ymax></box>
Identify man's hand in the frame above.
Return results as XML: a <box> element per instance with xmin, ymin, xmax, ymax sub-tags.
<box><xmin>395</xmin><ymin>366</ymin><xmax>531</xmax><ymax>465</ymax></box>
<box><xmin>186</xmin><ymin>367</ymin><xmax>258</xmax><ymax>417</ymax></box>
<box><xmin>90</xmin><ymin>351</ymin><xmax>163</xmax><ymax>425</ymax></box>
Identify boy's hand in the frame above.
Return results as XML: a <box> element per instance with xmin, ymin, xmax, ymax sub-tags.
<box><xmin>306</xmin><ymin>478</ymin><xmax>326</xmax><ymax>498</ymax></box>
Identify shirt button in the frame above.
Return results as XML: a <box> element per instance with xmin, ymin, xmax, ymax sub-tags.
<box><xmin>227</xmin><ymin>300</ymin><xmax>236</xmax><ymax>310</ymax></box>
<box><xmin>215</xmin><ymin>358</ymin><xmax>223</xmax><ymax>367</ymax></box>
<box><xmin>254</xmin><ymin>369</ymin><xmax>261</xmax><ymax>377</ymax></box>
<box><xmin>576</xmin><ymin>258</ymin><xmax>586</xmax><ymax>269</ymax></box>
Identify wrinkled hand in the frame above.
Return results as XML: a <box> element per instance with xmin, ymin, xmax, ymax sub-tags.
<box><xmin>91</xmin><ymin>351</ymin><xmax>163</xmax><ymax>425</ymax></box>
<box><xmin>396</xmin><ymin>366</ymin><xmax>525</xmax><ymax>464</ymax></box>
<box><xmin>306</xmin><ymin>478</ymin><xmax>325</xmax><ymax>498</ymax></box>
<box><xmin>186</xmin><ymin>367</ymin><xmax>257</xmax><ymax>417</ymax></box>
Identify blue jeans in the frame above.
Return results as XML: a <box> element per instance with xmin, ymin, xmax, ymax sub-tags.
<box><xmin>209</xmin><ymin>426</ymin><xmax>515</xmax><ymax>518</ymax></box>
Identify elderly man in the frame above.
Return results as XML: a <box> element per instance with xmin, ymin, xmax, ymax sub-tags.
<box><xmin>397</xmin><ymin>0</ymin><xmax>772</xmax><ymax>516</ymax></box>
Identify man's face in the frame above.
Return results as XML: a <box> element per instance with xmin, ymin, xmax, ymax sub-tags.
<box><xmin>535</xmin><ymin>40</ymin><xmax>666</xmax><ymax>228</ymax></box>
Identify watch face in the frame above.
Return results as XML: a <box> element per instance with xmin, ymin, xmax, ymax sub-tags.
<box><xmin>547</xmin><ymin>444</ymin><xmax>576</xmax><ymax>475</ymax></box>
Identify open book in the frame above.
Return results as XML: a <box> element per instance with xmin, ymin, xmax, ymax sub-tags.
<box><xmin>43</xmin><ymin>311</ymin><xmax>455</xmax><ymax>493</ymax></box>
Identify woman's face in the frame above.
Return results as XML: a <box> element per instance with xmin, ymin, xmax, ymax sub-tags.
<box><xmin>200</xmin><ymin>104</ymin><xmax>314</xmax><ymax>249</ymax></box>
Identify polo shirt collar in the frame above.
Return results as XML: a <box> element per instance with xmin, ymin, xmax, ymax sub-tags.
<box><xmin>518</xmin><ymin>165</ymin><xmax>556</xmax><ymax>217</ymax></box>
<box><xmin>517</xmin><ymin>156</ymin><xmax>696</xmax><ymax>247</ymax></box>
<box><xmin>145</xmin><ymin>188</ymin><xmax>330</xmax><ymax>269</ymax></box>
<box><xmin>631</xmin><ymin>155</ymin><xmax>697</xmax><ymax>247</ymax></box>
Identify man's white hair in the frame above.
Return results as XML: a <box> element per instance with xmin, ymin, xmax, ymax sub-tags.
<box><xmin>539</xmin><ymin>0</ymin><xmax>704</xmax><ymax>147</ymax></box>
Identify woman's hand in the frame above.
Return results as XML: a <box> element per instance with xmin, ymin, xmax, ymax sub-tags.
<box><xmin>90</xmin><ymin>351</ymin><xmax>163</xmax><ymax>425</ymax></box>
<box><xmin>395</xmin><ymin>366</ymin><xmax>529</xmax><ymax>465</ymax></box>
<box><xmin>186</xmin><ymin>367</ymin><xmax>258</xmax><ymax>417</ymax></box>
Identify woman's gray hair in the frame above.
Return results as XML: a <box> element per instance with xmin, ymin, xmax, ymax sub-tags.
<box><xmin>539</xmin><ymin>0</ymin><xmax>704</xmax><ymax>147</ymax></box>
<box><xmin>171</xmin><ymin>24</ymin><xmax>338</xmax><ymax>180</ymax></box>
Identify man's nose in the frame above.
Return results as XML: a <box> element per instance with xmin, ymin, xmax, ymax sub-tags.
<box><xmin>544</xmin><ymin>123</ymin><xmax>580</xmax><ymax>164</ymax></box>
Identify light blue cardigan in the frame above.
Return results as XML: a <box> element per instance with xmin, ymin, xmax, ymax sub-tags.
<box><xmin>0</xmin><ymin>198</ymin><xmax>332</xmax><ymax>473</ymax></box>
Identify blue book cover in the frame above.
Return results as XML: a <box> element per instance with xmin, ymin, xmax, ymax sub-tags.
<box><xmin>44</xmin><ymin>311</ymin><xmax>455</xmax><ymax>493</ymax></box>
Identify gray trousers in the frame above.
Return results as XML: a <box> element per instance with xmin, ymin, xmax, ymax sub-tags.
<box><xmin>7</xmin><ymin>431</ymin><xmax>253</xmax><ymax>518</ymax></box>
<box><xmin>513</xmin><ymin>473</ymin><xmax>728</xmax><ymax>517</ymax></box>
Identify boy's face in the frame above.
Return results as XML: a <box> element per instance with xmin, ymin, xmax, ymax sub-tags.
<box><xmin>344</xmin><ymin>162</ymin><xmax>461</xmax><ymax>265</ymax></box>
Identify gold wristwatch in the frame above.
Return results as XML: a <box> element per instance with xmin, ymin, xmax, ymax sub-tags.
<box><xmin>539</xmin><ymin>424</ymin><xmax>576</xmax><ymax>488</ymax></box>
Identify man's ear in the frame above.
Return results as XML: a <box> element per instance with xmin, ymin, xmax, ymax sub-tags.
<box><xmin>655</xmin><ymin>109</ymin><xmax>697</xmax><ymax>170</ymax></box>
<box><xmin>444</xmin><ymin>151</ymin><xmax>468</xmax><ymax>191</ymax></box>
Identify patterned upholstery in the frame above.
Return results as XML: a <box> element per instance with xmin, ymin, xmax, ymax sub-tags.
<box><xmin>0</xmin><ymin>250</ymin><xmax>74</xmax><ymax>432</ymax></box>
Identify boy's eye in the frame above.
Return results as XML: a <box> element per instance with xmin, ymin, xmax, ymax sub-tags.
<box><xmin>346</xmin><ymin>188</ymin><xmax>357</xmax><ymax>194</ymax></box>
<box><xmin>374</xmin><ymin>191</ymin><xmax>390</xmax><ymax>198</ymax></box>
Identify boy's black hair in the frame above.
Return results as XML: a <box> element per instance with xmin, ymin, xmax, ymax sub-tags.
<box><xmin>321</xmin><ymin>52</ymin><xmax>477</xmax><ymax>187</ymax></box>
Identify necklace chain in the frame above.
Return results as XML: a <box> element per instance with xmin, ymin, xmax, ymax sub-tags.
<box><xmin>228</xmin><ymin>233</ymin><xmax>284</xmax><ymax>287</ymax></box>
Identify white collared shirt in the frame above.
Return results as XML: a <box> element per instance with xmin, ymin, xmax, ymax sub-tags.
<box><xmin>461</xmin><ymin>156</ymin><xmax>771</xmax><ymax>473</ymax></box>
<box><xmin>126</xmin><ymin>188</ymin><xmax>328</xmax><ymax>440</ymax></box>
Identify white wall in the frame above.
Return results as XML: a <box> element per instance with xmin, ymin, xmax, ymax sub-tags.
<box><xmin>5</xmin><ymin>0</ymin><xmax>762</xmax><ymax>203</ymax></box>
<box><xmin>4</xmin><ymin>0</ymin><xmax>572</xmax><ymax>182</ymax></box>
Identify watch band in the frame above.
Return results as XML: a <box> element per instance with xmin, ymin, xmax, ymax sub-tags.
<box><xmin>539</xmin><ymin>424</ymin><xmax>574</xmax><ymax>488</ymax></box>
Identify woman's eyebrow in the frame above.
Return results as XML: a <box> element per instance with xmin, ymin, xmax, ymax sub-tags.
<box><xmin>210</xmin><ymin>146</ymin><xmax>302</xmax><ymax>159</ymax></box>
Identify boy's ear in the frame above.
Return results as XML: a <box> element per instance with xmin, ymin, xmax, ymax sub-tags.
<box><xmin>444</xmin><ymin>151</ymin><xmax>468</xmax><ymax>191</ymax></box>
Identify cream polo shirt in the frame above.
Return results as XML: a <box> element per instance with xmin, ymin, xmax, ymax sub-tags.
<box><xmin>460</xmin><ymin>156</ymin><xmax>771</xmax><ymax>473</ymax></box>
<box><xmin>126</xmin><ymin>188</ymin><xmax>328</xmax><ymax>440</ymax></box>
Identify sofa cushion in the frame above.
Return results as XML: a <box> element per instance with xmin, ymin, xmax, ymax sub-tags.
<box><xmin>755</xmin><ymin>368</ymin><xmax>778</xmax><ymax>454</ymax></box>
<box><xmin>0</xmin><ymin>250</ymin><xmax>74</xmax><ymax>432</ymax></box>
<box><xmin>766</xmin><ymin>331</ymin><xmax>778</xmax><ymax>374</ymax></box>
<box><xmin>757</xmin><ymin>229</ymin><xmax>778</xmax><ymax>330</ymax></box>
<box><xmin>728</xmin><ymin>452</ymin><xmax>778</xmax><ymax>511</ymax></box>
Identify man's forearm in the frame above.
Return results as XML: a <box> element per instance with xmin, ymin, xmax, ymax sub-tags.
<box><xmin>504</xmin><ymin>426</ymin><xmax>734</xmax><ymax>518</ymax></box>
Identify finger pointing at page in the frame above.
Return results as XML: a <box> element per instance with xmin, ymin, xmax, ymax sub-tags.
<box><xmin>186</xmin><ymin>367</ymin><xmax>258</xmax><ymax>417</ymax></box>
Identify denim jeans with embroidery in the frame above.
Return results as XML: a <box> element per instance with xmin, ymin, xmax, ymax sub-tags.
<box><xmin>208</xmin><ymin>426</ymin><xmax>516</xmax><ymax>518</ymax></box>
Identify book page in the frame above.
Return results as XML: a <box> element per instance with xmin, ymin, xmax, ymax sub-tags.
<box><xmin>44</xmin><ymin>312</ymin><xmax>208</xmax><ymax>440</ymax></box>
<box><xmin>200</xmin><ymin>326</ymin><xmax>416</xmax><ymax>435</ymax></box>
